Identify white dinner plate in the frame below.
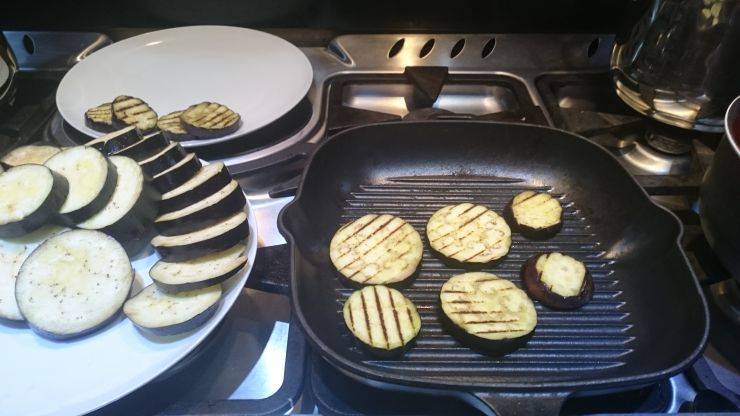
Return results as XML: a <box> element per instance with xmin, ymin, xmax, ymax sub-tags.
<box><xmin>0</xmin><ymin>199</ymin><xmax>258</xmax><ymax>416</ymax></box>
<box><xmin>56</xmin><ymin>26</ymin><xmax>313</xmax><ymax>148</ymax></box>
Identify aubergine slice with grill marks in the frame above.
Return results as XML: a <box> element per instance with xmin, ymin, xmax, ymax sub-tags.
<box><xmin>440</xmin><ymin>272</ymin><xmax>537</xmax><ymax>354</ymax></box>
<box><xmin>84</xmin><ymin>102</ymin><xmax>115</xmax><ymax>132</ymax></box>
<box><xmin>157</xmin><ymin>110</ymin><xmax>195</xmax><ymax>142</ymax></box>
<box><xmin>15</xmin><ymin>230</ymin><xmax>134</xmax><ymax>340</ymax></box>
<box><xmin>112</xmin><ymin>131</ymin><xmax>169</xmax><ymax>162</ymax></box>
<box><xmin>111</xmin><ymin>95</ymin><xmax>158</xmax><ymax>133</ymax></box>
<box><xmin>45</xmin><ymin>146</ymin><xmax>118</xmax><ymax>225</ymax></box>
<box><xmin>0</xmin><ymin>165</ymin><xmax>69</xmax><ymax>238</ymax></box>
<box><xmin>149</xmin><ymin>243</ymin><xmax>247</xmax><ymax>293</ymax></box>
<box><xmin>152</xmin><ymin>211</ymin><xmax>249</xmax><ymax>262</ymax></box>
<box><xmin>330</xmin><ymin>214</ymin><xmax>423</xmax><ymax>286</ymax></box>
<box><xmin>180</xmin><ymin>102</ymin><xmax>241</xmax><ymax>139</ymax></box>
<box><xmin>85</xmin><ymin>126</ymin><xmax>141</xmax><ymax>156</ymax></box>
<box><xmin>155</xmin><ymin>180</ymin><xmax>245</xmax><ymax>236</ymax></box>
<box><xmin>139</xmin><ymin>142</ymin><xmax>187</xmax><ymax>177</ymax></box>
<box><xmin>1</xmin><ymin>145</ymin><xmax>61</xmax><ymax>168</ymax></box>
<box><xmin>152</xmin><ymin>153</ymin><xmax>202</xmax><ymax>193</ymax></box>
<box><xmin>520</xmin><ymin>252</ymin><xmax>593</xmax><ymax>310</ymax></box>
<box><xmin>0</xmin><ymin>225</ymin><xmax>67</xmax><ymax>321</ymax></box>
<box><xmin>124</xmin><ymin>283</ymin><xmax>222</xmax><ymax>336</ymax></box>
<box><xmin>426</xmin><ymin>203</ymin><xmax>512</xmax><ymax>267</ymax></box>
<box><xmin>343</xmin><ymin>285</ymin><xmax>421</xmax><ymax>356</ymax></box>
<box><xmin>77</xmin><ymin>156</ymin><xmax>160</xmax><ymax>257</ymax></box>
<box><xmin>159</xmin><ymin>162</ymin><xmax>232</xmax><ymax>214</ymax></box>
<box><xmin>503</xmin><ymin>191</ymin><xmax>563</xmax><ymax>239</ymax></box>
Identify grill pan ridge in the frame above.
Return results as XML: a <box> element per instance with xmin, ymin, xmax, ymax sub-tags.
<box><xmin>279</xmin><ymin>121</ymin><xmax>708</xmax><ymax>414</ymax></box>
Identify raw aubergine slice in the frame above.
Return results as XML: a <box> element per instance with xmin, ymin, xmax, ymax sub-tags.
<box><xmin>85</xmin><ymin>125</ymin><xmax>141</xmax><ymax>156</ymax></box>
<box><xmin>0</xmin><ymin>225</ymin><xmax>66</xmax><ymax>321</ymax></box>
<box><xmin>138</xmin><ymin>142</ymin><xmax>187</xmax><ymax>177</ymax></box>
<box><xmin>77</xmin><ymin>156</ymin><xmax>160</xmax><ymax>257</ymax></box>
<box><xmin>330</xmin><ymin>214</ymin><xmax>423</xmax><ymax>286</ymax></box>
<box><xmin>440</xmin><ymin>272</ymin><xmax>537</xmax><ymax>354</ymax></box>
<box><xmin>45</xmin><ymin>146</ymin><xmax>118</xmax><ymax>224</ymax></box>
<box><xmin>84</xmin><ymin>101</ymin><xmax>115</xmax><ymax>132</ymax></box>
<box><xmin>159</xmin><ymin>162</ymin><xmax>232</xmax><ymax>214</ymax></box>
<box><xmin>504</xmin><ymin>191</ymin><xmax>563</xmax><ymax>239</ymax></box>
<box><xmin>150</xmin><ymin>243</ymin><xmax>247</xmax><ymax>293</ymax></box>
<box><xmin>1</xmin><ymin>145</ymin><xmax>61</xmax><ymax>168</ymax></box>
<box><xmin>155</xmin><ymin>180</ymin><xmax>245</xmax><ymax>236</ymax></box>
<box><xmin>112</xmin><ymin>131</ymin><xmax>169</xmax><ymax>162</ymax></box>
<box><xmin>0</xmin><ymin>165</ymin><xmax>69</xmax><ymax>238</ymax></box>
<box><xmin>15</xmin><ymin>229</ymin><xmax>134</xmax><ymax>340</ymax></box>
<box><xmin>152</xmin><ymin>211</ymin><xmax>249</xmax><ymax>262</ymax></box>
<box><xmin>158</xmin><ymin>110</ymin><xmax>195</xmax><ymax>142</ymax></box>
<box><xmin>427</xmin><ymin>203</ymin><xmax>512</xmax><ymax>266</ymax></box>
<box><xmin>111</xmin><ymin>95</ymin><xmax>158</xmax><ymax>133</ymax></box>
<box><xmin>520</xmin><ymin>252</ymin><xmax>593</xmax><ymax>310</ymax></box>
<box><xmin>343</xmin><ymin>285</ymin><xmax>421</xmax><ymax>356</ymax></box>
<box><xmin>180</xmin><ymin>102</ymin><xmax>241</xmax><ymax>139</ymax></box>
<box><xmin>152</xmin><ymin>153</ymin><xmax>201</xmax><ymax>193</ymax></box>
<box><xmin>124</xmin><ymin>283</ymin><xmax>222</xmax><ymax>336</ymax></box>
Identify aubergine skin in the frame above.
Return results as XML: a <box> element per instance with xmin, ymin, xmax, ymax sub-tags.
<box><xmin>113</xmin><ymin>132</ymin><xmax>168</xmax><ymax>162</ymax></box>
<box><xmin>159</xmin><ymin>167</ymin><xmax>232</xmax><ymax>215</ymax></box>
<box><xmin>85</xmin><ymin>117</ymin><xmax>115</xmax><ymax>133</ymax></box>
<box><xmin>133</xmin><ymin>302</ymin><xmax>219</xmax><ymax>337</ymax></box>
<box><xmin>152</xmin><ymin>156</ymin><xmax>202</xmax><ymax>193</ymax></box>
<box><xmin>520</xmin><ymin>254</ymin><xmax>594</xmax><ymax>310</ymax></box>
<box><xmin>24</xmin><ymin>308</ymin><xmax>122</xmax><ymax>341</ymax></box>
<box><xmin>354</xmin><ymin>335</ymin><xmax>418</xmax><ymax>359</ymax></box>
<box><xmin>503</xmin><ymin>201</ymin><xmax>562</xmax><ymax>240</ymax></box>
<box><xmin>154</xmin><ymin>219</ymin><xmax>250</xmax><ymax>262</ymax></box>
<box><xmin>153</xmin><ymin>258</ymin><xmax>246</xmax><ymax>294</ymax></box>
<box><xmin>336</xmin><ymin>267</ymin><xmax>419</xmax><ymax>291</ymax></box>
<box><xmin>59</xmin><ymin>158</ymin><xmax>119</xmax><ymax>225</ymax></box>
<box><xmin>140</xmin><ymin>145</ymin><xmax>187</xmax><ymax>177</ymax></box>
<box><xmin>0</xmin><ymin>171</ymin><xmax>69</xmax><ymax>238</ymax></box>
<box><xmin>156</xmin><ymin>188</ymin><xmax>245</xmax><ymax>236</ymax></box>
<box><xmin>438</xmin><ymin>303</ymin><xmax>533</xmax><ymax>356</ymax></box>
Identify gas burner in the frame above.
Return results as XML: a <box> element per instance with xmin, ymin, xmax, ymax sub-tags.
<box><xmin>710</xmin><ymin>279</ymin><xmax>740</xmax><ymax>326</ymax></box>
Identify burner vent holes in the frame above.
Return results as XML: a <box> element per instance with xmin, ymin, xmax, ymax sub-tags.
<box><xmin>22</xmin><ymin>35</ymin><xmax>35</xmax><ymax>54</ymax></box>
<box><xmin>388</xmin><ymin>38</ymin><xmax>405</xmax><ymax>59</ymax></box>
<box><xmin>419</xmin><ymin>38</ymin><xmax>435</xmax><ymax>58</ymax></box>
<box><xmin>587</xmin><ymin>37</ymin><xmax>600</xmax><ymax>58</ymax></box>
<box><xmin>481</xmin><ymin>37</ymin><xmax>496</xmax><ymax>58</ymax></box>
<box><xmin>450</xmin><ymin>38</ymin><xmax>465</xmax><ymax>58</ymax></box>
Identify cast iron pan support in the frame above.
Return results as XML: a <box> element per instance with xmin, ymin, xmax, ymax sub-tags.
<box><xmin>470</xmin><ymin>391</ymin><xmax>570</xmax><ymax>415</ymax></box>
<box><xmin>404</xmin><ymin>66</ymin><xmax>449</xmax><ymax>110</ymax></box>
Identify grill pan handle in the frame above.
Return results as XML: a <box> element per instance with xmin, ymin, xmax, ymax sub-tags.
<box><xmin>469</xmin><ymin>391</ymin><xmax>570</xmax><ymax>416</ymax></box>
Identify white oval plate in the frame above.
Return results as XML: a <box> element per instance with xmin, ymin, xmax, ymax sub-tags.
<box><xmin>56</xmin><ymin>26</ymin><xmax>313</xmax><ymax>148</ymax></box>
<box><xmin>0</xmin><ymin>200</ymin><xmax>258</xmax><ymax>416</ymax></box>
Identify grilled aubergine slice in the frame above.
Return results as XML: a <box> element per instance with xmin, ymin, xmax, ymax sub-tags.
<box><xmin>124</xmin><ymin>283</ymin><xmax>222</xmax><ymax>336</ymax></box>
<box><xmin>85</xmin><ymin>125</ymin><xmax>141</xmax><ymax>156</ymax></box>
<box><xmin>343</xmin><ymin>285</ymin><xmax>421</xmax><ymax>356</ymax></box>
<box><xmin>440</xmin><ymin>272</ymin><xmax>537</xmax><ymax>354</ymax></box>
<box><xmin>152</xmin><ymin>153</ymin><xmax>201</xmax><ymax>193</ymax></box>
<box><xmin>504</xmin><ymin>191</ymin><xmax>563</xmax><ymax>239</ymax></box>
<box><xmin>427</xmin><ymin>203</ymin><xmax>512</xmax><ymax>267</ymax></box>
<box><xmin>0</xmin><ymin>225</ymin><xmax>66</xmax><ymax>321</ymax></box>
<box><xmin>330</xmin><ymin>214</ymin><xmax>423</xmax><ymax>286</ymax></box>
<box><xmin>111</xmin><ymin>95</ymin><xmax>158</xmax><ymax>133</ymax></box>
<box><xmin>155</xmin><ymin>180</ymin><xmax>245</xmax><ymax>236</ymax></box>
<box><xmin>520</xmin><ymin>252</ymin><xmax>593</xmax><ymax>310</ymax></box>
<box><xmin>15</xmin><ymin>230</ymin><xmax>134</xmax><ymax>340</ymax></box>
<box><xmin>84</xmin><ymin>102</ymin><xmax>115</xmax><ymax>132</ymax></box>
<box><xmin>180</xmin><ymin>102</ymin><xmax>241</xmax><ymax>139</ymax></box>
<box><xmin>77</xmin><ymin>156</ymin><xmax>160</xmax><ymax>257</ymax></box>
<box><xmin>0</xmin><ymin>165</ymin><xmax>69</xmax><ymax>238</ymax></box>
<box><xmin>1</xmin><ymin>145</ymin><xmax>61</xmax><ymax>168</ymax></box>
<box><xmin>113</xmin><ymin>131</ymin><xmax>169</xmax><ymax>162</ymax></box>
<box><xmin>45</xmin><ymin>146</ymin><xmax>118</xmax><ymax>224</ymax></box>
<box><xmin>158</xmin><ymin>110</ymin><xmax>195</xmax><ymax>142</ymax></box>
<box><xmin>152</xmin><ymin>211</ymin><xmax>249</xmax><ymax>262</ymax></box>
<box><xmin>159</xmin><ymin>162</ymin><xmax>232</xmax><ymax>214</ymax></box>
<box><xmin>150</xmin><ymin>243</ymin><xmax>247</xmax><ymax>293</ymax></box>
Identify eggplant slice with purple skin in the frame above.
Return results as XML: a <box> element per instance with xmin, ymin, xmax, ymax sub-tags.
<box><xmin>520</xmin><ymin>252</ymin><xmax>593</xmax><ymax>310</ymax></box>
<box><xmin>149</xmin><ymin>243</ymin><xmax>247</xmax><ymax>293</ymax></box>
<box><xmin>0</xmin><ymin>164</ymin><xmax>69</xmax><ymax>238</ymax></box>
<box><xmin>85</xmin><ymin>125</ymin><xmax>141</xmax><ymax>156</ymax></box>
<box><xmin>159</xmin><ymin>162</ymin><xmax>232</xmax><ymax>214</ymax></box>
<box><xmin>138</xmin><ymin>142</ymin><xmax>187</xmax><ymax>177</ymax></box>
<box><xmin>440</xmin><ymin>272</ymin><xmax>537</xmax><ymax>355</ymax></box>
<box><xmin>180</xmin><ymin>102</ymin><xmax>241</xmax><ymax>139</ymax></box>
<box><xmin>112</xmin><ymin>131</ymin><xmax>169</xmax><ymax>162</ymax></box>
<box><xmin>152</xmin><ymin>153</ymin><xmax>202</xmax><ymax>193</ymax></box>
<box><xmin>124</xmin><ymin>282</ymin><xmax>222</xmax><ymax>336</ymax></box>
<box><xmin>158</xmin><ymin>110</ymin><xmax>195</xmax><ymax>142</ymax></box>
<box><xmin>343</xmin><ymin>285</ymin><xmax>422</xmax><ymax>357</ymax></box>
<box><xmin>111</xmin><ymin>95</ymin><xmax>158</xmax><ymax>133</ymax></box>
<box><xmin>504</xmin><ymin>191</ymin><xmax>563</xmax><ymax>239</ymax></box>
<box><xmin>84</xmin><ymin>101</ymin><xmax>115</xmax><ymax>133</ymax></box>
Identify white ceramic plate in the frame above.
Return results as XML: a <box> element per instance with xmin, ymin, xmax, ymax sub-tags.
<box><xmin>56</xmin><ymin>26</ymin><xmax>313</xmax><ymax>148</ymax></box>
<box><xmin>0</xmin><ymin>200</ymin><xmax>258</xmax><ymax>416</ymax></box>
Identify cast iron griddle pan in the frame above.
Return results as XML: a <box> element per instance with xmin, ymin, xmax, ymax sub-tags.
<box><xmin>279</xmin><ymin>121</ymin><xmax>708</xmax><ymax>415</ymax></box>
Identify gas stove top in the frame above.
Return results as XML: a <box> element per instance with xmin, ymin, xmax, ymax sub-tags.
<box><xmin>1</xmin><ymin>30</ymin><xmax>738</xmax><ymax>415</ymax></box>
